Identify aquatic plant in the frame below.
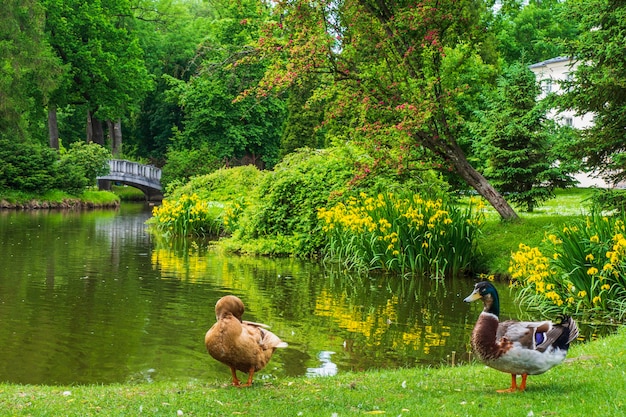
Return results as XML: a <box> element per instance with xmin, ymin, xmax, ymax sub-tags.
<box><xmin>510</xmin><ymin>210</ymin><xmax>626</xmax><ymax>322</ymax></box>
<box><xmin>148</xmin><ymin>193</ymin><xmax>223</xmax><ymax>238</ymax></box>
<box><xmin>318</xmin><ymin>193</ymin><xmax>485</xmax><ymax>277</ymax></box>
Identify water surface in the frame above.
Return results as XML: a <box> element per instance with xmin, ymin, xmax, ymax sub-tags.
<box><xmin>0</xmin><ymin>204</ymin><xmax>602</xmax><ymax>385</ymax></box>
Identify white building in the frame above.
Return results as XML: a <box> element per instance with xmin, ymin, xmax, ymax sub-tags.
<box><xmin>529</xmin><ymin>56</ymin><xmax>610</xmax><ymax>188</ymax></box>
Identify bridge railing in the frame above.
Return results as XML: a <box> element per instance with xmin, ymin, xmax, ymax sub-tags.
<box><xmin>108</xmin><ymin>159</ymin><xmax>161</xmax><ymax>182</ymax></box>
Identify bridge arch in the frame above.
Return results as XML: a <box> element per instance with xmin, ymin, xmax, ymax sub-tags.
<box><xmin>97</xmin><ymin>160</ymin><xmax>163</xmax><ymax>201</ymax></box>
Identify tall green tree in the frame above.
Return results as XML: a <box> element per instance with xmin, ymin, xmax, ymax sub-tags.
<box><xmin>474</xmin><ymin>63</ymin><xmax>575</xmax><ymax>212</ymax></box>
<box><xmin>279</xmin><ymin>77</ymin><xmax>326</xmax><ymax>158</ymax></box>
<box><xmin>246</xmin><ymin>0</ymin><xmax>519</xmax><ymax>219</ymax></box>
<box><xmin>43</xmin><ymin>0</ymin><xmax>152</xmax><ymax>147</ymax></box>
<box><xmin>560</xmin><ymin>0</ymin><xmax>626</xmax><ymax>185</ymax></box>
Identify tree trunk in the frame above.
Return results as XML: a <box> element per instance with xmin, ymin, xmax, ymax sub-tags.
<box><xmin>443</xmin><ymin>140</ymin><xmax>519</xmax><ymax>220</ymax></box>
<box><xmin>108</xmin><ymin>119</ymin><xmax>122</xmax><ymax>157</ymax></box>
<box><xmin>48</xmin><ymin>106</ymin><xmax>59</xmax><ymax>150</ymax></box>
<box><xmin>86</xmin><ymin>110</ymin><xmax>105</xmax><ymax>145</ymax></box>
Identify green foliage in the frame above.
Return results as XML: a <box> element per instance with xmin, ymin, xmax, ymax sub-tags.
<box><xmin>153</xmin><ymin>165</ymin><xmax>265</xmax><ymax>238</ymax></box>
<box><xmin>279</xmin><ymin>78</ymin><xmax>326</xmax><ymax>158</ymax></box>
<box><xmin>473</xmin><ymin>62</ymin><xmax>574</xmax><ymax>212</ymax></box>
<box><xmin>164</xmin><ymin>0</ymin><xmax>285</xmax><ymax>168</ymax></box>
<box><xmin>0</xmin><ymin>137</ymin><xmax>58</xmax><ymax>193</ymax></box>
<box><xmin>319</xmin><ymin>193</ymin><xmax>486</xmax><ymax>277</ymax></box>
<box><xmin>249</xmin><ymin>0</ymin><xmax>520</xmax><ymax>220</ymax></box>
<box><xmin>160</xmin><ymin>144</ymin><xmax>221</xmax><ymax>189</ymax></box>
<box><xmin>43</xmin><ymin>0</ymin><xmax>153</xmax><ymax>120</ymax></box>
<box><xmin>152</xmin><ymin>145</ymin><xmax>449</xmax><ymax>257</ymax></box>
<box><xmin>589</xmin><ymin>189</ymin><xmax>626</xmax><ymax>214</ymax></box>
<box><xmin>492</xmin><ymin>0</ymin><xmax>579</xmax><ymax>65</ymax></box>
<box><xmin>129</xmin><ymin>2</ymin><xmax>206</xmax><ymax>161</ymax></box>
<box><xmin>0</xmin><ymin>0</ymin><xmax>61</xmax><ymax>139</ymax></box>
<box><xmin>510</xmin><ymin>210</ymin><xmax>626</xmax><ymax>322</ymax></box>
<box><xmin>0</xmin><ymin>136</ymin><xmax>111</xmax><ymax>196</ymax></box>
<box><xmin>166</xmin><ymin>165</ymin><xmax>264</xmax><ymax>204</ymax></box>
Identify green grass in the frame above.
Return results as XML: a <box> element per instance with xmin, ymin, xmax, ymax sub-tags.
<box><xmin>1</xmin><ymin>327</ymin><xmax>624</xmax><ymax>416</ymax></box>
<box><xmin>110</xmin><ymin>185</ymin><xmax>146</xmax><ymax>201</ymax></box>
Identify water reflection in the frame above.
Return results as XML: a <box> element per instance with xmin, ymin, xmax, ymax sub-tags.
<box><xmin>306</xmin><ymin>351</ymin><xmax>338</xmax><ymax>377</ymax></box>
<box><xmin>0</xmin><ymin>205</ymin><xmax>616</xmax><ymax>385</ymax></box>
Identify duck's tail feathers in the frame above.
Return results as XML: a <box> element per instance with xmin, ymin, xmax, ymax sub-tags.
<box><xmin>555</xmin><ymin>316</ymin><xmax>579</xmax><ymax>350</ymax></box>
<box><xmin>243</xmin><ymin>320</ymin><xmax>272</xmax><ymax>329</ymax></box>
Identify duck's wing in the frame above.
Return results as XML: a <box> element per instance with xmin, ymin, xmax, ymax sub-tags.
<box><xmin>241</xmin><ymin>322</ymin><xmax>288</xmax><ymax>349</ymax></box>
<box><xmin>497</xmin><ymin>320</ymin><xmax>553</xmax><ymax>350</ymax></box>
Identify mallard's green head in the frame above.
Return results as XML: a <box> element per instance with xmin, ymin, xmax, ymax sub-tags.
<box><xmin>464</xmin><ymin>281</ymin><xmax>500</xmax><ymax>317</ymax></box>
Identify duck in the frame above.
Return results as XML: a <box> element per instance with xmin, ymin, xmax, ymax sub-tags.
<box><xmin>464</xmin><ymin>281</ymin><xmax>579</xmax><ymax>392</ymax></box>
<box><xmin>205</xmin><ymin>295</ymin><xmax>288</xmax><ymax>387</ymax></box>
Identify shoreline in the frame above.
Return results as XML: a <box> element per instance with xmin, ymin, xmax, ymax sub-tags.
<box><xmin>0</xmin><ymin>198</ymin><xmax>121</xmax><ymax>210</ymax></box>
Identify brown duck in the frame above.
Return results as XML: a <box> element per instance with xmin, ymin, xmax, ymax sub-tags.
<box><xmin>464</xmin><ymin>281</ymin><xmax>579</xmax><ymax>392</ymax></box>
<box><xmin>205</xmin><ymin>295</ymin><xmax>288</xmax><ymax>387</ymax></box>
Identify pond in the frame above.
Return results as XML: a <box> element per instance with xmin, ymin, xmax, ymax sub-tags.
<box><xmin>0</xmin><ymin>204</ymin><xmax>608</xmax><ymax>385</ymax></box>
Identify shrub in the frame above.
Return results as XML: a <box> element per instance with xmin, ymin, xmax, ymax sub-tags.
<box><xmin>240</xmin><ymin>147</ymin><xmax>357</xmax><ymax>256</ymax></box>
<box><xmin>318</xmin><ymin>193</ymin><xmax>486</xmax><ymax>277</ymax></box>
<box><xmin>0</xmin><ymin>137</ymin><xmax>58</xmax><ymax>193</ymax></box>
<box><xmin>510</xmin><ymin>210</ymin><xmax>626</xmax><ymax>322</ymax></box>
<box><xmin>58</xmin><ymin>142</ymin><xmax>111</xmax><ymax>185</ymax></box>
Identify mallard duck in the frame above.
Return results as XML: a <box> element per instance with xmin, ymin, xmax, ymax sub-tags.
<box><xmin>205</xmin><ymin>295</ymin><xmax>288</xmax><ymax>387</ymax></box>
<box><xmin>464</xmin><ymin>281</ymin><xmax>579</xmax><ymax>392</ymax></box>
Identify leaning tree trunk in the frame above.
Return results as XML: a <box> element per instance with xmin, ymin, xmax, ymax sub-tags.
<box><xmin>47</xmin><ymin>105</ymin><xmax>59</xmax><ymax>150</ymax></box>
<box><xmin>440</xmin><ymin>139</ymin><xmax>519</xmax><ymax>220</ymax></box>
<box><xmin>107</xmin><ymin>119</ymin><xmax>122</xmax><ymax>157</ymax></box>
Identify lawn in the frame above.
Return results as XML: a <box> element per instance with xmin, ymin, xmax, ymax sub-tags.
<box><xmin>1</xmin><ymin>326</ymin><xmax>624</xmax><ymax>416</ymax></box>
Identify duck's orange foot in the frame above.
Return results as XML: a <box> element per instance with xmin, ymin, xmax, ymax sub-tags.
<box><xmin>496</xmin><ymin>374</ymin><xmax>524</xmax><ymax>393</ymax></box>
<box><xmin>230</xmin><ymin>368</ymin><xmax>242</xmax><ymax>387</ymax></box>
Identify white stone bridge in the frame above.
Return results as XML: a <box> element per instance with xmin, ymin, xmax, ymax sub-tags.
<box><xmin>97</xmin><ymin>159</ymin><xmax>163</xmax><ymax>201</ymax></box>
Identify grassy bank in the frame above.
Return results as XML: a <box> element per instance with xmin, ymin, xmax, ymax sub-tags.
<box><xmin>1</xmin><ymin>326</ymin><xmax>624</xmax><ymax>416</ymax></box>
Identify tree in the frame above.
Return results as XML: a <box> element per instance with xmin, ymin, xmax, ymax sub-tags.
<box><xmin>246</xmin><ymin>0</ymin><xmax>519</xmax><ymax>219</ymax></box>
<box><xmin>0</xmin><ymin>0</ymin><xmax>61</xmax><ymax>140</ymax></box>
<box><xmin>560</xmin><ymin>0</ymin><xmax>626</xmax><ymax>185</ymax></box>
<box><xmin>492</xmin><ymin>0</ymin><xmax>579</xmax><ymax>66</ymax></box>
<box><xmin>129</xmin><ymin>0</ymin><xmax>207</xmax><ymax>162</ymax></box>
<box><xmin>165</xmin><ymin>0</ymin><xmax>286</xmax><ymax>169</ymax></box>
<box><xmin>43</xmin><ymin>0</ymin><xmax>152</xmax><ymax>148</ymax></box>
<box><xmin>279</xmin><ymin>77</ymin><xmax>326</xmax><ymax>158</ymax></box>
<box><xmin>474</xmin><ymin>63</ymin><xmax>575</xmax><ymax>212</ymax></box>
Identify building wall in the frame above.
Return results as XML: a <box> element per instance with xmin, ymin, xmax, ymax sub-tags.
<box><xmin>529</xmin><ymin>56</ymin><xmax>595</xmax><ymax>129</ymax></box>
